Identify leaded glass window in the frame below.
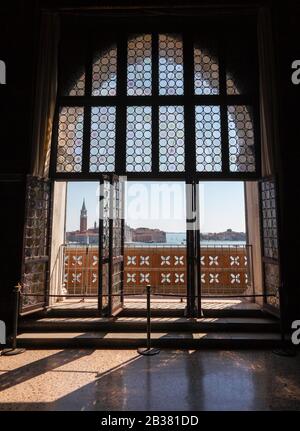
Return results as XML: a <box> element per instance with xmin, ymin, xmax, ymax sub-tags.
<box><xmin>52</xmin><ymin>26</ymin><xmax>259</xmax><ymax>179</ymax></box>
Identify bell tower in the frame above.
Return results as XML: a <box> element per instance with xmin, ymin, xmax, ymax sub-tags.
<box><xmin>80</xmin><ymin>198</ymin><xmax>87</xmax><ymax>232</ymax></box>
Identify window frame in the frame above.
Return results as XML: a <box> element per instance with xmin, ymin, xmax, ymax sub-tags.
<box><xmin>50</xmin><ymin>17</ymin><xmax>261</xmax><ymax>181</ymax></box>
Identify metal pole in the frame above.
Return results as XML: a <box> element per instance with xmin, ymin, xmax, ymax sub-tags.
<box><xmin>146</xmin><ymin>284</ymin><xmax>151</xmax><ymax>350</ymax></box>
<box><xmin>137</xmin><ymin>285</ymin><xmax>160</xmax><ymax>356</ymax></box>
<box><xmin>2</xmin><ymin>284</ymin><xmax>26</xmax><ymax>356</ymax></box>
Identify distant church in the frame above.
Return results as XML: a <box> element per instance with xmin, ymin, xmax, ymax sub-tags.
<box><xmin>80</xmin><ymin>199</ymin><xmax>87</xmax><ymax>233</ymax></box>
<box><xmin>66</xmin><ymin>199</ymin><xmax>166</xmax><ymax>245</ymax></box>
<box><xmin>66</xmin><ymin>199</ymin><xmax>99</xmax><ymax>245</ymax></box>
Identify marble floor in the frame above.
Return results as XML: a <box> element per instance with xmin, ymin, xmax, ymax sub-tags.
<box><xmin>0</xmin><ymin>349</ymin><xmax>299</xmax><ymax>411</ymax></box>
<box><xmin>50</xmin><ymin>297</ymin><xmax>261</xmax><ymax>311</ymax></box>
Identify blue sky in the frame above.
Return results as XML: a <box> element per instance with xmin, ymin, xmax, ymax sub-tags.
<box><xmin>66</xmin><ymin>181</ymin><xmax>245</xmax><ymax>233</ymax></box>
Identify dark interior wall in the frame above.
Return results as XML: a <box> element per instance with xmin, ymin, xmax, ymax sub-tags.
<box><xmin>272</xmin><ymin>2</ymin><xmax>300</xmax><ymax>325</ymax></box>
<box><xmin>0</xmin><ymin>1</ymin><xmax>38</xmax><ymax>327</ymax></box>
<box><xmin>0</xmin><ymin>0</ymin><xmax>299</xmax><ymax>330</ymax></box>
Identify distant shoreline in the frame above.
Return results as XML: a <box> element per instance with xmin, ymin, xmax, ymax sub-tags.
<box><xmin>124</xmin><ymin>240</ymin><xmax>246</xmax><ymax>247</ymax></box>
<box><xmin>66</xmin><ymin>231</ymin><xmax>246</xmax><ymax>247</ymax></box>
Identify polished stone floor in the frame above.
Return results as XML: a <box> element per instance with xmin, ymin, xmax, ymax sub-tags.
<box><xmin>50</xmin><ymin>297</ymin><xmax>261</xmax><ymax>311</ymax></box>
<box><xmin>0</xmin><ymin>349</ymin><xmax>299</xmax><ymax>411</ymax></box>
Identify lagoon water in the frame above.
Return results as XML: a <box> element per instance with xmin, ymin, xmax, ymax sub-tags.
<box><xmin>126</xmin><ymin>232</ymin><xmax>245</xmax><ymax>247</ymax></box>
<box><xmin>67</xmin><ymin>232</ymin><xmax>246</xmax><ymax>248</ymax></box>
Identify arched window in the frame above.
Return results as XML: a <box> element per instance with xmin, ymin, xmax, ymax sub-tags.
<box><xmin>51</xmin><ymin>25</ymin><xmax>259</xmax><ymax>179</ymax></box>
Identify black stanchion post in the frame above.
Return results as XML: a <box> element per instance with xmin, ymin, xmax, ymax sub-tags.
<box><xmin>137</xmin><ymin>285</ymin><xmax>160</xmax><ymax>356</ymax></box>
<box><xmin>2</xmin><ymin>284</ymin><xmax>26</xmax><ymax>356</ymax></box>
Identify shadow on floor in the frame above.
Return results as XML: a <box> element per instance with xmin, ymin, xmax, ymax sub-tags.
<box><xmin>1</xmin><ymin>349</ymin><xmax>300</xmax><ymax>411</ymax></box>
<box><xmin>0</xmin><ymin>349</ymin><xmax>95</xmax><ymax>391</ymax></box>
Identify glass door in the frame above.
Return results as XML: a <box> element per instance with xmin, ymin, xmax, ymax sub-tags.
<box><xmin>186</xmin><ymin>181</ymin><xmax>202</xmax><ymax>317</ymax></box>
<box><xmin>21</xmin><ymin>176</ymin><xmax>51</xmax><ymax>315</ymax></box>
<box><xmin>109</xmin><ymin>175</ymin><xmax>125</xmax><ymax>315</ymax></box>
<box><xmin>98</xmin><ymin>174</ymin><xmax>124</xmax><ymax>316</ymax></box>
<box><xmin>98</xmin><ymin>175</ymin><xmax>110</xmax><ymax>314</ymax></box>
<box><xmin>259</xmin><ymin>177</ymin><xmax>281</xmax><ymax>316</ymax></box>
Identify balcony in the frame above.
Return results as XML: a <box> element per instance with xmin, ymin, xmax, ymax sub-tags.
<box><xmin>56</xmin><ymin>243</ymin><xmax>253</xmax><ymax>299</ymax></box>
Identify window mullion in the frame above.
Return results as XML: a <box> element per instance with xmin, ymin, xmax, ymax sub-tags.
<box><xmin>183</xmin><ymin>32</ymin><xmax>195</xmax><ymax>179</ymax></box>
<box><xmin>218</xmin><ymin>35</ymin><xmax>230</xmax><ymax>174</ymax></box>
<box><xmin>115</xmin><ymin>34</ymin><xmax>127</xmax><ymax>175</ymax></box>
<box><xmin>82</xmin><ymin>33</ymin><xmax>93</xmax><ymax>174</ymax></box>
<box><xmin>152</xmin><ymin>32</ymin><xmax>159</xmax><ymax>174</ymax></box>
<box><xmin>82</xmin><ymin>106</ymin><xmax>91</xmax><ymax>174</ymax></box>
